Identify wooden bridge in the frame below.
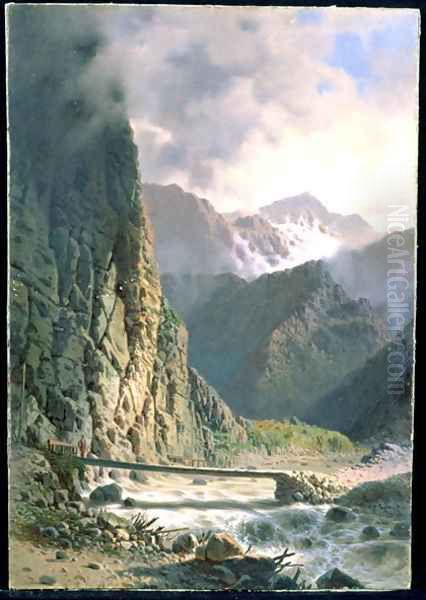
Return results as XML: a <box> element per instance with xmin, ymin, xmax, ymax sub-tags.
<box><xmin>76</xmin><ymin>456</ymin><xmax>301</xmax><ymax>503</ymax></box>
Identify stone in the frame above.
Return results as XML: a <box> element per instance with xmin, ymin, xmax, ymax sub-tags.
<box><xmin>89</xmin><ymin>483</ymin><xmax>122</xmax><ymax>504</ymax></box>
<box><xmin>274</xmin><ymin>575</ymin><xmax>299</xmax><ymax>590</ymax></box>
<box><xmin>390</xmin><ymin>522</ymin><xmax>410</xmax><ymax>539</ymax></box>
<box><xmin>123</xmin><ymin>497</ymin><xmax>137</xmax><ymax>507</ymax></box>
<box><xmin>67</xmin><ymin>501</ymin><xmax>85</xmax><ymax>513</ymax></box>
<box><xmin>326</xmin><ymin>507</ymin><xmax>356</xmax><ymax>523</ymax></box>
<box><xmin>115</xmin><ymin>528</ymin><xmax>130</xmax><ymax>541</ymax></box>
<box><xmin>39</xmin><ymin>575</ymin><xmax>57</xmax><ymax>585</ymax></box>
<box><xmin>205</xmin><ymin>532</ymin><xmax>243</xmax><ymax>562</ymax></box>
<box><xmin>192</xmin><ymin>478</ymin><xmax>208</xmax><ymax>486</ymax></box>
<box><xmin>211</xmin><ymin>565</ymin><xmax>237</xmax><ymax>586</ymax></box>
<box><xmin>108</xmin><ymin>469</ymin><xmax>124</xmax><ymax>481</ymax></box>
<box><xmin>40</xmin><ymin>526</ymin><xmax>59</xmax><ymax>539</ymax></box>
<box><xmin>172</xmin><ymin>533</ymin><xmax>198</xmax><ymax>554</ymax></box>
<box><xmin>97</xmin><ymin>511</ymin><xmax>128</xmax><ymax>530</ymax></box>
<box><xmin>54</xmin><ymin>489</ymin><xmax>69</xmax><ymax>505</ymax></box>
<box><xmin>55</xmin><ymin>550</ymin><xmax>68</xmax><ymax>560</ymax></box>
<box><xmin>293</xmin><ymin>492</ymin><xmax>304</xmax><ymax>502</ymax></box>
<box><xmin>102</xmin><ymin>530</ymin><xmax>115</xmax><ymax>542</ymax></box>
<box><xmin>85</xmin><ymin>527</ymin><xmax>102</xmax><ymax>539</ymax></box>
<box><xmin>316</xmin><ymin>568</ymin><xmax>363</xmax><ymax>589</ymax></box>
<box><xmin>361</xmin><ymin>526</ymin><xmax>380</xmax><ymax>540</ymax></box>
<box><xmin>87</xmin><ymin>562</ymin><xmax>102</xmax><ymax>570</ymax></box>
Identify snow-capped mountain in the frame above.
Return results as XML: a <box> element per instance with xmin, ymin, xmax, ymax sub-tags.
<box><xmin>143</xmin><ymin>183</ymin><xmax>379</xmax><ymax>279</ymax></box>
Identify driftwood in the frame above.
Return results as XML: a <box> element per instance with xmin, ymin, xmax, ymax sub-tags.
<box><xmin>130</xmin><ymin>512</ymin><xmax>189</xmax><ymax>541</ymax></box>
<box><xmin>273</xmin><ymin>547</ymin><xmax>304</xmax><ymax>574</ymax></box>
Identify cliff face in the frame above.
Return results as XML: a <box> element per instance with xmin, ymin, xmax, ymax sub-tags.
<box><xmin>183</xmin><ymin>261</ymin><xmax>387</xmax><ymax>420</ymax></box>
<box><xmin>143</xmin><ymin>183</ymin><xmax>237</xmax><ymax>275</ymax></box>
<box><xmin>8</xmin><ymin>7</ymin><xmax>245</xmax><ymax>463</ymax></box>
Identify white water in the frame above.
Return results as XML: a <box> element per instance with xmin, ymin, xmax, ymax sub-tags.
<box><xmin>85</xmin><ymin>473</ymin><xmax>410</xmax><ymax>590</ymax></box>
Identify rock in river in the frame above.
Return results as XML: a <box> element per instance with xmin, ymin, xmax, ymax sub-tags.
<box><xmin>316</xmin><ymin>568</ymin><xmax>363</xmax><ymax>589</ymax></box>
<box><xmin>390</xmin><ymin>522</ymin><xmax>410</xmax><ymax>539</ymax></box>
<box><xmin>326</xmin><ymin>506</ymin><xmax>356</xmax><ymax>523</ymax></box>
<box><xmin>89</xmin><ymin>483</ymin><xmax>123</xmax><ymax>504</ymax></box>
<box><xmin>361</xmin><ymin>525</ymin><xmax>380</xmax><ymax>540</ymax></box>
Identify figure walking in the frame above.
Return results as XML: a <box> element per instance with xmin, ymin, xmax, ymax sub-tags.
<box><xmin>78</xmin><ymin>435</ymin><xmax>87</xmax><ymax>458</ymax></box>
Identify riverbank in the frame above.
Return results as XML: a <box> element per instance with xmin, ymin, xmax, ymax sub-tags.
<box><xmin>9</xmin><ymin>443</ymin><xmax>412</xmax><ymax>590</ymax></box>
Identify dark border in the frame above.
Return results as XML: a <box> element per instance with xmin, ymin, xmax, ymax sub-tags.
<box><xmin>1</xmin><ymin>0</ymin><xmax>425</xmax><ymax>598</ymax></box>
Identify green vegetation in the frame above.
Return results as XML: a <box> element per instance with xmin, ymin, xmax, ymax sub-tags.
<box><xmin>161</xmin><ymin>298</ymin><xmax>182</xmax><ymax>328</ymax></box>
<box><xmin>212</xmin><ymin>419</ymin><xmax>356</xmax><ymax>464</ymax></box>
<box><xmin>12</xmin><ymin>503</ymin><xmax>81</xmax><ymax>542</ymax></box>
<box><xmin>44</xmin><ymin>451</ymin><xmax>86</xmax><ymax>489</ymax></box>
<box><xmin>248</xmin><ymin>420</ymin><xmax>355</xmax><ymax>454</ymax></box>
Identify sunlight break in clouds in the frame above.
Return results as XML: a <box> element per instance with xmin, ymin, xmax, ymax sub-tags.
<box><xmin>100</xmin><ymin>6</ymin><xmax>419</xmax><ymax>232</ymax></box>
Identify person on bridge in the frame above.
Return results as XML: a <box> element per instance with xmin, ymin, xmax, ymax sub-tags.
<box><xmin>78</xmin><ymin>436</ymin><xmax>87</xmax><ymax>458</ymax></box>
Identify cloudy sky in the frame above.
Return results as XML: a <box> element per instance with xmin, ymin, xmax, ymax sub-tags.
<box><xmin>99</xmin><ymin>6</ymin><xmax>419</xmax><ymax>231</ymax></box>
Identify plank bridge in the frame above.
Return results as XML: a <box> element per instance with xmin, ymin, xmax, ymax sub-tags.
<box><xmin>77</xmin><ymin>456</ymin><xmax>298</xmax><ymax>503</ymax></box>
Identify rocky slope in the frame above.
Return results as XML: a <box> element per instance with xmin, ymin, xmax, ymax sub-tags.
<box><xmin>183</xmin><ymin>261</ymin><xmax>387</xmax><ymax>420</ymax></box>
<box><xmin>309</xmin><ymin>325</ymin><xmax>414</xmax><ymax>441</ymax></box>
<box><xmin>8</xmin><ymin>7</ymin><xmax>246</xmax><ymax>464</ymax></box>
<box><xmin>142</xmin><ymin>183</ymin><xmax>237</xmax><ymax>275</ymax></box>
<box><xmin>143</xmin><ymin>184</ymin><xmax>379</xmax><ymax>280</ymax></box>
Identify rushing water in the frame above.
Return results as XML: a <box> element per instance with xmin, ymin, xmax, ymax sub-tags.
<box><xmin>85</xmin><ymin>473</ymin><xmax>410</xmax><ymax>590</ymax></box>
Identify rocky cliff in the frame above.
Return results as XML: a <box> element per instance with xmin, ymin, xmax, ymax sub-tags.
<box><xmin>182</xmin><ymin>261</ymin><xmax>387</xmax><ymax>420</ymax></box>
<box><xmin>142</xmin><ymin>183</ymin><xmax>237</xmax><ymax>275</ymax></box>
<box><xmin>309</xmin><ymin>325</ymin><xmax>414</xmax><ymax>441</ymax></box>
<box><xmin>8</xmin><ymin>6</ymin><xmax>246</xmax><ymax>463</ymax></box>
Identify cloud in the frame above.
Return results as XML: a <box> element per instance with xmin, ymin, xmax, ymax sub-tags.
<box><xmin>10</xmin><ymin>5</ymin><xmax>418</xmax><ymax>231</ymax></box>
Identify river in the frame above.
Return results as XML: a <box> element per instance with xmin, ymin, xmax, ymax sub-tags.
<box><xmin>84</xmin><ymin>469</ymin><xmax>410</xmax><ymax>590</ymax></box>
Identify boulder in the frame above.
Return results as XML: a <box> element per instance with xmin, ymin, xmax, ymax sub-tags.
<box><xmin>172</xmin><ymin>533</ymin><xmax>198</xmax><ymax>554</ymax></box>
<box><xmin>390</xmin><ymin>522</ymin><xmax>410</xmax><ymax>539</ymax></box>
<box><xmin>326</xmin><ymin>507</ymin><xmax>356</xmax><ymax>523</ymax></box>
<box><xmin>123</xmin><ymin>497</ymin><xmax>137</xmax><ymax>507</ymax></box>
<box><xmin>361</xmin><ymin>525</ymin><xmax>380</xmax><ymax>540</ymax></box>
<box><xmin>316</xmin><ymin>568</ymin><xmax>363</xmax><ymax>589</ymax></box>
<box><xmin>192</xmin><ymin>478</ymin><xmax>208</xmax><ymax>486</ymax></box>
<box><xmin>97</xmin><ymin>511</ymin><xmax>128</xmax><ymax>530</ymax></box>
<box><xmin>55</xmin><ymin>550</ymin><xmax>68</xmax><ymax>560</ymax></box>
<box><xmin>205</xmin><ymin>532</ymin><xmax>244</xmax><ymax>562</ymax></box>
<box><xmin>89</xmin><ymin>483</ymin><xmax>122</xmax><ymax>504</ymax></box>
